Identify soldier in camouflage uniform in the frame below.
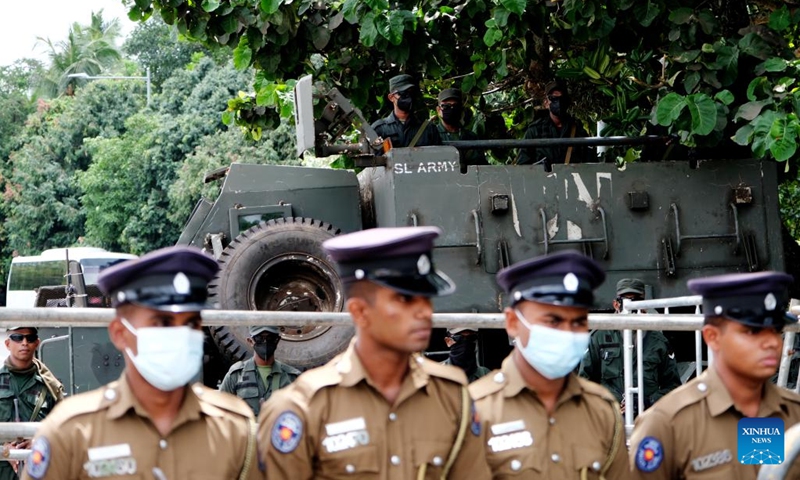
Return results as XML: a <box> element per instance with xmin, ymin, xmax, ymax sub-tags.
<box><xmin>435</xmin><ymin>88</ymin><xmax>487</xmax><ymax>167</ymax></box>
<box><xmin>0</xmin><ymin>327</ymin><xmax>65</xmax><ymax>480</ymax></box>
<box><xmin>580</xmin><ymin>278</ymin><xmax>681</xmax><ymax>416</ymax></box>
<box><xmin>219</xmin><ymin>326</ymin><xmax>300</xmax><ymax>417</ymax></box>
<box><xmin>516</xmin><ymin>81</ymin><xmax>592</xmax><ymax>171</ymax></box>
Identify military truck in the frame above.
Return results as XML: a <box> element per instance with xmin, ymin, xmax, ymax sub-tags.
<box><xmin>177</xmin><ymin>75</ymin><xmax>788</xmax><ymax>377</ymax></box>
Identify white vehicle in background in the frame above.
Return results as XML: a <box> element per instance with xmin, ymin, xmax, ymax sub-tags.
<box><xmin>2</xmin><ymin>248</ymin><xmax>136</xmax><ymax>362</ymax></box>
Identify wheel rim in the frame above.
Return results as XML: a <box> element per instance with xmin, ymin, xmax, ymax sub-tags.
<box><xmin>249</xmin><ymin>253</ymin><xmax>343</xmax><ymax>342</ymax></box>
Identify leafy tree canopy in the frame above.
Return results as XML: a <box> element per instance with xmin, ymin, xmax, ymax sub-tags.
<box><xmin>130</xmin><ymin>0</ymin><xmax>800</xmax><ymax>164</ymax></box>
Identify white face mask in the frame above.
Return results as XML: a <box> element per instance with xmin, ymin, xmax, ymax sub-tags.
<box><xmin>121</xmin><ymin>318</ymin><xmax>204</xmax><ymax>392</ymax></box>
<box><xmin>514</xmin><ymin>308</ymin><xmax>590</xmax><ymax>380</ymax></box>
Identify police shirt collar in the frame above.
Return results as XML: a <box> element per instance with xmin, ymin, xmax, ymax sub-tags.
<box><xmin>337</xmin><ymin>339</ymin><xmax>430</xmax><ymax>393</ymax></box>
<box><xmin>502</xmin><ymin>355</ymin><xmax>583</xmax><ymax>403</ymax></box>
<box><xmin>704</xmin><ymin>367</ymin><xmax>784</xmax><ymax>418</ymax></box>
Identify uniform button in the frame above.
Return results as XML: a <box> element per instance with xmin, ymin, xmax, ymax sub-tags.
<box><xmin>336</xmin><ymin>361</ymin><xmax>347</xmax><ymax>373</ymax></box>
<box><xmin>551</xmin><ymin>453</ymin><xmax>560</xmax><ymax>463</ymax></box>
<box><xmin>389</xmin><ymin>413</ymin><xmax>397</xmax><ymax>422</ymax></box>
<box><xmin>493</xmin><ymin>372</ymin><xmax>505</xmax><ymax>383</ymax></box>
<box><xmin>432</xmin><ymin>456</ymin><xmax>443</xmax><ymax>466</ymax></box>
<box><xmin>697</xmin><ymin>383</ymin><xmax>708</xmax><ymax>392</ymax></box>
<box><xmin>103</xmin><ymin>389</ymin><xmax>116</xmax><ymax>401</ymax></box>
<box><xmin>548</xmin><ymin>417</ymin><xmax>556</xmax><ymax>425</ymax></box>
<box><xmin>510</xmin><ymin>459</ymin><xmax>521</xmax><ymax>471</ymax></box>
<box><xmin>193</xmin><ymin>385</ymin><xmax>204</xmax><ymax>395</ymax></box>
<box><xmin>416</xmin><ymin>356</ymin><xmax>424</xmax><ymax>365</ymax></box>
<box><xmin>159</xmin><ymin>440</ymin><xmax>167</xmax><ymax>450</ymax></box>
<box><xmin>345</xmin><ymin>464</ymin><xmax>355</xmax><ymax>474</ymax></box>
<box><xmin>391</xmin><ymin>455</ymin><xmax>401</xmax><ymax>466</ymax></box>
<box><xmin>592</xmin><ymin>461</ymin><xmax>602</xmax><ymax>472</ymax></box>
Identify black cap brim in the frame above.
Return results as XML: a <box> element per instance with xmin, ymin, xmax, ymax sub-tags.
<box><xmin>130</xmin><ymin>300</ymin><xmax>209</xmax><ymax>314</ymax></box>
<box><xmin>370</xmin><ymin>269</ymin><xmax>455</xmax><ymax>297</ymax></box>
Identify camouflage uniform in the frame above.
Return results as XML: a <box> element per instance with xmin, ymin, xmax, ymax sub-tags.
<box><xmin>580</xmin><ymin>330</ymin><xmax>681</xmax><ymax>412</ymax></box>
<box><xmin>219</xmin><ymin>356</ymin><xmax>300</xmax><ymax>417</ymax></box>
<box><xmin>516</xmin><ymin>115</ymin><xmax>591</xmax><ymax>170</ymax></box>
<box><xmin>0</xmin><ymin>359</ymin><xmax>64</xmax><ymax>480</ymax></box>
<box><xmin>437</xmin><ymin>123</ymin><xmax>488</xmax><ymax>166</ymax></box>
<box><xmin>372</xmin><ymin>112</ymin><xmax>441</xmax><ymax>149</ymax></box>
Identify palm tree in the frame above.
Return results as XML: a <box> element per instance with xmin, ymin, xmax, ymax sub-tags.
<box><xmin>35</xmin><ymin>10</ymin><xmax>123</xmax><ymax>98</ymax></box>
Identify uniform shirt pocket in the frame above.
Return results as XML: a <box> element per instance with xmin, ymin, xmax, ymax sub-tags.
<box><xmin>317</xmin><ymin>444</ymin><xmax>380</xmax><ymax>479</ymax></box>
<box><xmin>600</xmin><ymin>347</ymin><xmax>622</xmax><ymax>380</ymax></box>
<box><xmin>488</xmin><ymin>448</ymin><xmax>541</xmax><ymax>477</ymax></box>
<box><xmin>235</xmin><ymin>384</ymin><xmax>260</xmax><ymax>400</ymax></box>
<box><xmin>572</xmin><ymin>445</ymin><xmax>608</xmax><ymax>480</ymax></box>
<box><xmin>412</xmin><ymin>440</ymin><xmax>452</xmax><ymax>480</ymax></box>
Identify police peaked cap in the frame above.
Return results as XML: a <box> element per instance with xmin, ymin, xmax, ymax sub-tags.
<box><xmin>688</xmin><ymin>271</ymin><xmax>797</xmax><ymax>328</ymax></box>
<box><xmin>497</xmin><ymin>250</ymin><xmax>605</xmax><ymax>308</ymax></box>
<box><xmin>98</xmin><ymin>246</ymin><xmax>219</xmax><ymax>313</ymax></box>
<box><xmin>323</xmin><ymin>226</ymin><xmax>455</xmax><ymax>297</ymax></box>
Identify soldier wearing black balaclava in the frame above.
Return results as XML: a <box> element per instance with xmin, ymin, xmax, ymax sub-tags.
<box><xmin>219</xmin><ymin>326</ymin><xmax>300</xmax><ymax>416</ymax></box>
<box><xmin>516</xmin><ymin>81</ymin><xmax>592</xmax><ymax>171</ymax></box>
<box><xmin>442</xmin><ymin>328</ymin><xmax>490</xmax><ymax>383</ymax></box>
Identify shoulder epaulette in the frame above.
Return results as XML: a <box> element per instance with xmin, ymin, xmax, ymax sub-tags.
<box><xmin>651</xmin><ymin>376</ymin><xmax>709</xmax><ymax>418</ymax></box>
<box><xmin>192</xmin><ymin>384</ymin><xmax>253</xmax><ymax>418</ymax></box>
<box><xmin>468</xmin><ymin>370</ymin><xmax>505</xmax><ymax>400</ymax></box>
<box><xmin>418</xmin><ymin>355</ymin><xmax>467</xmax><ymax>386</ymax></box>
<box><xmin>227</xmin><ymin>360</ymin><xmax>245</xmax><ymax>374</ymax></box>
<box><xmin>276</xmin><ymin>361</ymin><xmax>302</xmax><ymax>376</ymax></box>
<box><xmin>291</xmin><ymin>362</ymin><xmax>343</xmax><ymax>401</ymax></box>
<box><xmin>38</xmin><ymin>387</ymin><xmax>109</xmax><ymax>428</ymax></box>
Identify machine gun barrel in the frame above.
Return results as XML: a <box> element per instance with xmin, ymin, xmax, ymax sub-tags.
<box><xmin>443</xmin><ymin>135</ymin><xmax>670</xmax><ymax>149</ymax></box>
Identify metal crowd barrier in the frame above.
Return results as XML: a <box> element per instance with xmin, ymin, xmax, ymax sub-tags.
<box><xmin>1</xmin><ymin>304</ymin><xmax>799</xmax><ymax>452</ymax></box>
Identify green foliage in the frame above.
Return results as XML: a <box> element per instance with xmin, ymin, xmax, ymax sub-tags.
<box><xmin>122</xmin><ymin>14</ymin><xmax>208</xmax><ymax>87</ymax></box>
<box><xmin>36</xmin><ymin>10</ymin><xmax>123</xmax><ymax>98</ymax></box>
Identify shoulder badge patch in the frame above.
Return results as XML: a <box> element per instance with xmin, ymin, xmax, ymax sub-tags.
<box><xmin>271</xmin><ymin>411</ymin><xmax>304</xmax><ymax>454</ymax></box>
<box><xmin>635</xmin><ymin>436</ymin><xmax>664</xmax><ymax>472</ymax></box>
<box><xmin>26</xmin><ymin>437</ymin><xmax>51</xmax><ymax>479</ymax></box>
<box><xmin>470</xmin><ymin>402</ymin><xmax>481</xmax><ymax>436</ymax></box>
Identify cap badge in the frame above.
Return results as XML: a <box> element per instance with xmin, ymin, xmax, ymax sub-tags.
<box><xmin>563</xmin><ymin>273</ymin><xmax>579</xmax><ymax>292</ymax></box>
<box><xmin>513</xmin><ymin>291</ymin><xmax>522</xmax><ymax>302</ymax></box>
<box><xmin>714</xmin><ymin>306</ymin><xmax>723</xmax><ymax>315</ymax></box>
<box><xmin>173</xmin><ymin>272</ymin><xmax>191</xmax><ymax>294</ymax></box>
<box><xmin>117</xmin><ymin>292</ymin><xmax>126</xmax><ymax>303</ymax></box>
<box><xmin>417</xmin><ymin>254</ymin><xmax>431</xmax><ymax>275</ymax></box>
<box><xmin>355</xmin><ymin>269</ymin><xmax>365</xmax><ymax>280</ymax></box>
<box><xmin>764</xmin><ymin>293</ymin><xmax>777</xmax><ymax>311</ymax></box>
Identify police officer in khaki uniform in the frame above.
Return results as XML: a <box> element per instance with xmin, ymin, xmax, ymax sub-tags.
<box><xmin>21</xmin><ymin>246</ymin><xmax>259</xmax><ymax>480</ymax></box>
<box><xmin>220</xmin><ymin>325</ymin><xmax>300</xmax><ymax>416</ymax></box>
<box><xmin>470</xmin><ymin>251</ymin><xmax>628</xmax><ymax>479</ymax></box>
<box><xmin>257</xmin><ymin>226</ymin><xmax>491</xmax><ymax>479</ymax></box>
<box><xmin>630</xmin><ymin>271</ymin><xmax>800</xmax><ymax>480</ymax></box>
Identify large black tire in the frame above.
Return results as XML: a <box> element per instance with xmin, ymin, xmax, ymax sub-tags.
<box><xmin>208</xmin><ymin>218</ymin><xmax>351</xmax><ymax>369</ymax></box>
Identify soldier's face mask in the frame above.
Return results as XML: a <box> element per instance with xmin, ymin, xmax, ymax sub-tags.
<box><xmin>513</xmin><ymin>309</ymin><xmax>589</xmax><ymax>380</ymax></box>
<box><xmin>253</xmin><ymin>334</ymin><xmax>280</xmax><ymax>360</ymax></box>
<box><xmin>547</xmin><ymin>94</ymin><xmax>570</xmax><ymax>118</ymax></box>
<box><xmin>395</xmin><ymin>90</ymin><xmax>414</xmax><ymax>113</ymax></box>
<box><xmin>448</xmin><ymin>333</ymin><xmax>477</xmax><ymax>372</ymax></box>
<box><xmin>440</xmin><ymin>103</ymin><xmax>463</xmax><ymax>126</ymax></box>
<box><xmin>121</xmin><ymin>318</ymin><xmax>204</xmax><ymax>392</ymax></box>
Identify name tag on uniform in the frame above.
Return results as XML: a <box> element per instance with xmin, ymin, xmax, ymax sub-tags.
<box><xmin>84</xmin><ymin>444</ymin><xmax>137</xmax><ymax>478</ymax></box>
<box><xmin>323</xmin><ymin>417</ymin><xmax>369</xmax><ymax>453</ymax></box>
<box><xmin>691</xmin><ymin>449</ymin><xmax>732</xmax><ymax>472</ymax></box>
<box><xmin>488</xmin><ymin>420</ymin><xmax>533</xmax><ymax>453</ymax></box>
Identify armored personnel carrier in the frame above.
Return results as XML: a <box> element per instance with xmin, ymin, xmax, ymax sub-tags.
<box><xmin>177</xmin><ymin>76</ymin><xmax>787</xmax><ymax>374</ymax></box>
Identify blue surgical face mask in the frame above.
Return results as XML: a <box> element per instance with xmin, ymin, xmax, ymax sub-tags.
<box><xmin>513</xmin><ymin>308</ymin><xmax>590</xmax><ymax>380</ymax></box>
